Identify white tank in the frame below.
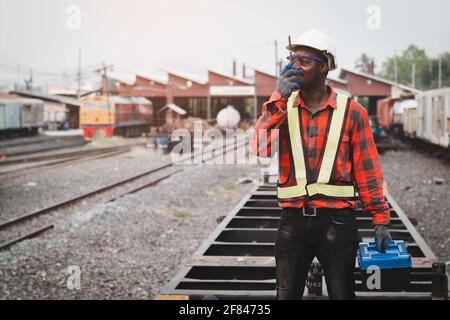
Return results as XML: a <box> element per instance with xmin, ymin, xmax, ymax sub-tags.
<box><xmin>216</xmin><ymin>105</ymin><xmax>241</xmax><ymax>129</ymax></box>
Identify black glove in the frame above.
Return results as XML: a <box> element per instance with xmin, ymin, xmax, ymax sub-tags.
<box><xmin>276</xmin><ymin>62</ymin><xmax>302</xmax><ymax>99</ymax></box>
<box><xmin>374</xmin><ymin>224</ymin><xmax>392</xmax><ymax>252</ymax></box>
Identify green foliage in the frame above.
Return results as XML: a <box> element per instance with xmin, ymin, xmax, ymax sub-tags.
<box><xmin>173</xmin><ymin>209</ymin><xmax>191</xmax><ymax>218</ymax></box>
<box><xmin>377</xmin><ymin>45</ymin><xmax>450</xmax><ymax>90</ymax></box>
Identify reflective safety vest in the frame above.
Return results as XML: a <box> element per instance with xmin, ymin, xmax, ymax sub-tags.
<box><xmin>277</xmin><ymin>90</ymin><xmax>357</xmax><ymax>199</ymax></box>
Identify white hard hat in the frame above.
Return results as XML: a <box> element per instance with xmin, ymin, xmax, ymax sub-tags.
<box><xmin>287</xmin><ymin>29</ymin><xmax>337</xmax><ymax>71</ymax></box>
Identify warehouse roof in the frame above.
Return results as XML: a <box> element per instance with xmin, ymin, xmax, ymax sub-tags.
<box><xmin>163</xmin><ymin>68</ymin><xmax>208</xmax><ymax>85</ymax></box>
<box><xmin>158</xmin><ymin>103</ymin><xmax>187</xmax><ymax>115</ymax></box>
<box><xmin>339</xmin><ymin>68</ymin><xmax>422</xmax><ymax>94</ymax></box>
<box><xmin>108</xmin><ymin>96</ymin><xmax>152</xmax><ymax>104</ymax></box>
<box><xmin>10</xmin><ymin>90</ymin><xmax>80</xmax><ymax>106</ymax></box>
<box><xmin>208</xmin><ymin>69</ymin><xmax>254</xmax><ymax>85</ymax></box>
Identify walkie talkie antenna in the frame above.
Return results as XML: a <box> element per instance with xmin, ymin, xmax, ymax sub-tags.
<box><xmin>288</xmin><ymin>35</ymin><xmax>294</xmax><ymax>63</ymax></box>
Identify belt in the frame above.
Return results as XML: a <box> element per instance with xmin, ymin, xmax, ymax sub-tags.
<box><xmin>284</xmin><ymin>206</ymin><xmax>353</xmax><ymax>217</ymax></box>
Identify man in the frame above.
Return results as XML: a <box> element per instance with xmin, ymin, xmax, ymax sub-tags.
<box><xmin>250</xmin><ymin>29</ymin><xmax>392</xmax><ymax>300</ymax></box>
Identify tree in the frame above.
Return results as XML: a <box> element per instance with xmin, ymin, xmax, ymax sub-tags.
<box><xmin>355</xmin><ymin>53</ymin><xmax>375</xmax><ymax>74</ymax></box>
<box><xmin>428</xmin><ymin>53</ymin><xmax>450</xmax><ymax>89</ymax></box>
<box><xmin>378</xmin><ymin>45</ymin><xmax>450</xmax><ymax>90</ymax></box>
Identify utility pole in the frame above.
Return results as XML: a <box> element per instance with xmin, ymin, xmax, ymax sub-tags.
<box><xmin>369</xmin><ymin>59</ymin><xmax>375</xmax><ymax>75</ymax></box>
<box><xmin>77</xmin><ymin>48</ymin><xmax>82</xmax><ymax>100</ymax></box>
<box><xmin>94</xmin><ymin>63</ymin><xmax>113</xmax><ymax>95</ymax></box>
<box><xmin>429</xmin><ymin>60</ymin><xmax>433</xmax><ymax>87</ymax></box>
<box><xmin>394</xmin><ymin>53</ymin><xmax>398</xmax><ymax>85</ymax></box>
<box><xmin>102</xmin><ymin>61</ymin><xmax>108</xmax><ymax>96</ymax></box>
<box><xmin>24</xmin><ymin>69</ymin><xmax>33</xmax><ymax>91</ymax></box>
<box><xmin>438</xmin><ymin>55</ymin><xmax>442</xmax><ymax>89</ymax></box>
<box><xmin>411</xmin><ymin>63</ymin><xmax>416</xmax><ymax>89</ymax></box>
<box><xmin>274</xmin><ymin>40</ymin><xmax>278</xmax><ymax>77</ymax></box>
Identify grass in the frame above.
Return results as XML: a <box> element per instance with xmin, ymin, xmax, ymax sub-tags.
<box><xmin>172</xmin><ymin>209</ymin><xmax>191</xmax><ymax>218</ymax></box>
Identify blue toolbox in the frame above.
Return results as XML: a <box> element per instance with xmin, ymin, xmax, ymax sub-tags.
<box><xmin>358</xmin><ymin>240</ymin><xmax>412</xmax><ymax>291</ymax></box>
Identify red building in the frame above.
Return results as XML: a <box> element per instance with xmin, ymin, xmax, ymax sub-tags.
<box><xmin>109</xmin><ymin>66</ymin><xmax>420</xmax><ymax>124</ymax></box>
<box><xmin>208</xmin><ymin>70</ymin><xmax>255</xmax><ymax>120</ymax></box>
<box><xmin>337</xmin><ymin>69</ymin><xmax>420</xmax><ymax>116</ymax></box>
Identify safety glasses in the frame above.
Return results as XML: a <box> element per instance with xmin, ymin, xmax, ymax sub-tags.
<box><xmin>287</xmin><ymin>54</ymin><xmax>326</xmax><ymax>67</ymax></box>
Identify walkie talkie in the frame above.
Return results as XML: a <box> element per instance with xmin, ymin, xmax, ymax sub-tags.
<box><xmin>288</xmin><ymin>35</ymin><xmax>294</xmax><ymax>65</ymax></box>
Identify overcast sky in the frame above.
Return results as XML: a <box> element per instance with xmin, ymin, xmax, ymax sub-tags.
<box><xmin>0</xmin><ymin>0</ymin><xmax>449</xmax><ymax>88</ymax></box>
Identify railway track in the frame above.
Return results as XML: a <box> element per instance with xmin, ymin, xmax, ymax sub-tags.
<box><xmin>0</xmin><ymin>143</ymin><xmax>146</xmax><ymax>167</ymax></box>
<box><xmin>0</xmin><ymin>147</ymin><xmax>134</xmax><ymax>178</ymax></box>
<box><xmin>0</xmin><ymin>137</ymin><xmax>250</xmax><ymax>251</ymax></box>
<box><xmin>0</xmin><ymin>135</ymin><xmax>87</xmax><ymax>158</ymax></box>
<box><xmin>156</xmin><ymin>175</ymin><xmax>448</xmax><ymax>300</ymax></box>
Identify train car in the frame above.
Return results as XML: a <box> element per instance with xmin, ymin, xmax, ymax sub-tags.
<box><xmin>0</xmin><ymin>96</ymin><xmax>44</xmax><ymax>138</ymax></box>
<box><xmin>416</xmin><ymin>88</ymin><xmax>450</xmax><ymax>149</ymax></box>
<box><xmin>402</xmin><ymin>104</ymin><xmax>417</xmax><ymax>138</ymax></box>
<box><xmin>392</xmin><ymin>99</ymin><xmax>417</xmax><ymax>135</ymax></box>
<box><xmin>376</xmin><ymin>97</ymin><xmax>396</xmax><ymax>131</ymax></box>
<box><xmin>80</xmin><ymin>94</ymin><xmax>153</xmax><ymax>140</ymax></box>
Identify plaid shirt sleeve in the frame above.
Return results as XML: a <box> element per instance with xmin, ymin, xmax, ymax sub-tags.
<box><xmin>350</xmin><ymin>103</ymin><xmax>390</xmax><ymax>225</ymax></box>
<box><xmin>249</xmin><ymin>91</ymin><xmax>287</xmax><ymax>158</ymax></box>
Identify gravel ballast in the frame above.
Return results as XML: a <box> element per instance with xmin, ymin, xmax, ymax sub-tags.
<box><xmin>0</xmin><ymin>142</ymin><xmax>448</xmax><ymax>299</ymax></box>
<box><xmin>0</xmin><ymin>152</ymin><xmax>261</xmax><ymax>299</ymax></box>
<box><xmin>380</xmin><ymin>149</ymin><xmax>450</xmax><ymax>264</ymax></box>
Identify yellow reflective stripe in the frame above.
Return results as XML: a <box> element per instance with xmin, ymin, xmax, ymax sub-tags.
<box><xmin>286</xmin><ymin>90</ymin><xmax>307</xmax><ymax>187</ymax></box>
<box><xmin>278</xmin><ymin>91</ymin><xmax>356</xmax><ymax>200</ymax></box>
<box><xmin>306</xmin><ymin>183</ymin><xmax>356</xmax><ymax>197</ymax></box>
<box><xmin>316</xmin><ymin>94</ymin><xmax>348</xmax><ymax>184</ymax></box>
<box><xmin>277</xmin><ymin>184</ymin><xmax>307</xmax><ymax>199</ymax></box>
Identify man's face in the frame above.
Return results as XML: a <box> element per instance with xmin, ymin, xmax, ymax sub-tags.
<box><xmin>291</xmin><ymin>46</ymin><xmax>328</xmax><ymax>88</ymax></box>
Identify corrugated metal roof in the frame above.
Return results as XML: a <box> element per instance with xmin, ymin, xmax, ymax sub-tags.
<box><xmin>108</xmin><ymin>71</ymin><xmax>137</xmax><ymax>86</ymax></box>
<box><xmin>339</xmin><ymin>69</ymin><xmax>422</xmax><ymax>94</ymax></box>
<box><xmin>252</xmin><ymin>68</ymin><xmax>276</xmax><ymax>79</ymax></box>
<box><xmin>10</xmin><ymin>90</ymin><xmax>80</xmax><ymax>106</ymax></box>
<box><xmin>108</xmin><ymin>96</ymin><xmax>153</xmax><ymax>104</ymax></box>
<box><xmin>108</xmin><ymin>96</ymin><xmax>131</xmax><ymax>104</ymax></box>
<box><xmin>163</xmin><ymin>68</ymin><xmax>208</xmax><ymax>85</ymax></box>
<box><xmin>0</xmin><ymin>98</ymin><xmax>44</xmax><ymax>104</ymax></box>
<box><xmin>159</xmin><ymin>103</ymin><xmax>187</xmax><ymax>115</ymax></box>
<box><xmin>133</xmin><ymin>72</ymin><xmax>168</xmax><ymax>85</ymax></box>
<box><xmin>130</xmin><ymin>96</ymin><xmax>152</xmax><ymax>104</ymax></box>
<box><xmin>208</xmin><ymin>69</ymin><xmax>255</xmax><ymax>85</ymax></box>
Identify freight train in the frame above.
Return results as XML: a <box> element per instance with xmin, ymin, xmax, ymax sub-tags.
<box><xmin>376</xmin><ymin>88</ymin><xmax>450</xmax><ymax>150</ymax></box>
<box><xmin>0</xmin><ymin>95</ymin><xmax>44</xmax><ymax>138</ymax></box>
<box><xmin>80</xmin><ymin>94</ymin><xmax>153</xmax><ymax>140</ymax></box>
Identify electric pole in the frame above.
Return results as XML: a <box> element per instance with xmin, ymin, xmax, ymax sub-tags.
<box><xmin>274</xmin><ymin>40</ymin><xmax>278</xmax><ymax>77</ymax></box>
<box><xmin>394</xmin><ymin>53</ymin><xmax>398</xmax><ymax>85</ymax></box>
<box><xmin>24</xmin><ymin>69</ymin><xmax>33</xmax><ymax>91</ymax></box>
<box><xmin>77</xmin><ymin>48</ymin><xmax>82</xmax><ymax>100</ymax></box>
<box><xmin>438</xmin><ymin>55</ymin><xmax>442</xmax><ymax>89</ymax></box>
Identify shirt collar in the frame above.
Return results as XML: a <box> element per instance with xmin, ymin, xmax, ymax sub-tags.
<box><xmin>294</xmin><ymin>85</ymin><xmax>337</xmax><ymax>110</ymax></box>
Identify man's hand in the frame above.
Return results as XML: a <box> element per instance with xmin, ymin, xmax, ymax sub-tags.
<box><xmin>374</xmin><ymin>224</ymin><xmax>392</xmax><ymax>252</ymax></box>
<box><xmin>276</xmin><ymin>62</ymin><xmax>302</xmax><ymax>99</ymax></box>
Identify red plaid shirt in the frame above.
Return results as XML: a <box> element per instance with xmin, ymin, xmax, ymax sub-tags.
<box><xmin>250</xmin><ymin>86</ymin><xmax>390</xmax><ymax>225</ymax></box>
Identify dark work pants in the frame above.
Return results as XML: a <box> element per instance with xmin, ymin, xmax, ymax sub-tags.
<box><xmin>274</xmin><ymin>207</ymin><xmax>359</xmax><ymax>300</ymax></box>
